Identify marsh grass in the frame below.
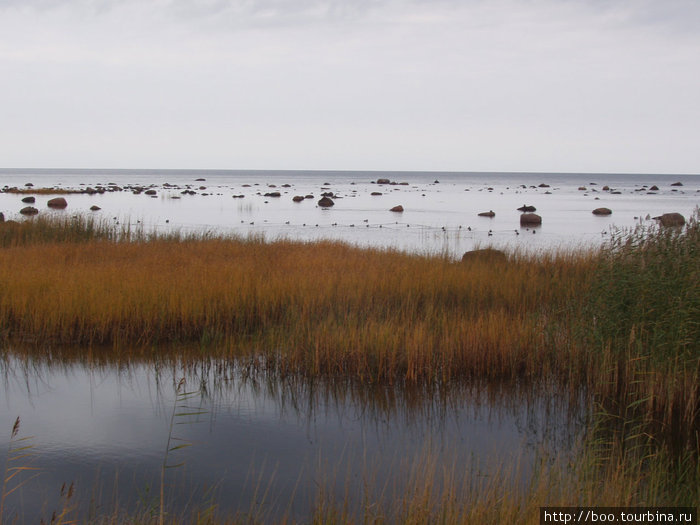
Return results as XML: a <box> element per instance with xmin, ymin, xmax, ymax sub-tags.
<box><xmin>1</xmin><ymin>417</ymin><xmax>40</xmax><ymax>525</ymax></box>
<box><xmin>582</xmin><ymin>211</ymin><xmax>699</xmax><ymax>471</ymax></box>
<box><xmin>0</xmin><ymin>212</ymin><xmax>698</xmax><ymax>521</ymax></box>
<box><xmin>160</xmin><ymin>378</ymin><xmax>207</xmax><ymax>525</ymax></box>
<box><xmin>0</xmin><ymin>215</ymin><xmax>594</xmax><ymax>383</ymax></box>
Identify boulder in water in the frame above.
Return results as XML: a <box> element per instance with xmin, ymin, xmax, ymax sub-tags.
<box><xmin>654</xmin><ymin>213</ymin><xmax>685</xmax><ymax>227</ymax></box>
<box><xmin>520</xmin><ymin>213</ymin><xmax>542</xmax><ymax>226</ymax></box>
<box><xmin>47</xmin><ymin>197</ymin><xmax>68</xmax><ymax>209</ymax></box>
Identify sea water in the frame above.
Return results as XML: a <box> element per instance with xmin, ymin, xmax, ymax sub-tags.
<box><xmin>1</xmin><ymin>168</ymin><xmax>698</xmax><ymax>256</ymax></box>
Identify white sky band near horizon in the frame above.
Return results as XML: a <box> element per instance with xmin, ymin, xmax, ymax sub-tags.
<box><xmin>1</xmin><ymin>0</ymin><xmax>698</xmax><ymax>174</ymax></box>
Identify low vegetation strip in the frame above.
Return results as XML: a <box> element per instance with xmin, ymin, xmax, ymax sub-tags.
<box><xmin>2</xmin><ymin>187</ymin><xmax>87</xmax><ymax>195</ymax></box>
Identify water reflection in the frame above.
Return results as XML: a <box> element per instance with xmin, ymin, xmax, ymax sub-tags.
<box><xmin>0</xmin><ymin>352</ymin><xmax>586</xmax><ymax>522</ymax></box>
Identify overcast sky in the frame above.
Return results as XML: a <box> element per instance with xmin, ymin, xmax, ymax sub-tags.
<box><xmin>1</xmin><ymin>0</ymin><xmax>699</xmax><ymax>173</ymax></box>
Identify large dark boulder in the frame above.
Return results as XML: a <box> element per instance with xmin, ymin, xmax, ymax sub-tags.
<box><xmin>47</xmin><ymin>197</ymin><xmax>68</xmax><ymax>209</ymax></box>
<box><xmin>461</xmin><ymin>248</ymin><xmax>507</xmax><ymax>264</ymax></box>
<box><xmin>520</xmin><ymin>213</ymin><xmax>542</xmax><ymax>226</ymax></box>
<box><xmin>21</xmin><ymin>196</ymin><xmax>35</xmax><ymax>203</ymax></box>
<box><xmin>318</xmin><ymin>196</ymin><xmax>335</xmax><ymax>207</ymax></box>
<box><xmin>654</xmin><ymin>213</ymin><xmax>685</xmax><ymax>227</ymax></box>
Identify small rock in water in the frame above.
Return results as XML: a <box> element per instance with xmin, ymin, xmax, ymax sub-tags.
<box><xmin>20</xmin><ymin>206</ymin><xmax>39</xmax><ymax>215</ymax></box>
<box><xmin>390</xmin><ymin>205</ymin><xmax>404</xmax><ymax>212</ymax></box>
<box><xmin>592</xmin><ymin>208</ymin><xmax>612</xmax><ymax>215</ymax></box>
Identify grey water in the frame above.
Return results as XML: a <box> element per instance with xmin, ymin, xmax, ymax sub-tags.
<box><xmin>1</xmin><ymin>169</ymin><xmax>698</xmax><ymax>257</ymax></box>
<box><xmin>0</xmin><ymin>355</ymin><xmax>585</xmax><ymax>522</ymax></box>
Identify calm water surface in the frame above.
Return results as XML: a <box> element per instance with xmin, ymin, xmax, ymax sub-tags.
<box><xmin>0</xmin><ymin>354</ymin><xmax>585</xmax><ymax>522</ymax></box>
<box><xmin>1</xmin><ymin>169</ymin><xmax>698</xmax><ymax>256</ymax></box>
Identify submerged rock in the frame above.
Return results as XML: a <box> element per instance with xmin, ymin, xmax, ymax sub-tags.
<box><xmin>461</xmin><ymin>248</ymin><xmax>507</xmax><ymax>263</ymax></box>
<box><xmin>592</xmin><ymin>207</ymin><xmax>612</xmax><ymax>215</ymax></box>
<box><xmin>90</xmin><ymin>205</ymin><xmax>101</xmax><ymax>211</ymax></box>
<box><xmin>318</xmin><ymin>196</ymin><xmax>335</xmax><ymax>207</ymax></box>
<box><xmin>670</xmin><ymin>181</ymin><xmax>683</xmax><ymax>187</ymax></box>
<box><xmin>654</xmin><ymin>212</ymin><xmax>685</xmax><ymax>227</ymax></box>
<box><xmin>478</xmin><ymin>210</ymin><xmax>495</xmax><ymax>217</ymax></box>
<box><xmin>47</xmin><ymin>197</ymin><xmax>68</xmax><ymax>209</ymax></box>
<box><xmin>292</xmin><ymin>195</ymin><xmax>305</xmax><ymax>202</ymax></box>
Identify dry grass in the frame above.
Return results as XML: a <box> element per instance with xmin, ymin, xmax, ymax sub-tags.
<box><xmin>0</xmin><ymin>224</ymin><xmax>593</xmax><ymax>385</ymax></box>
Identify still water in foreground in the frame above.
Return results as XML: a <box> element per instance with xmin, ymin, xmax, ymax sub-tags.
<box><xmin>0</xmin><ymin>353</ymin><xmax>586</xmax><ymax>522</ymax></box>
